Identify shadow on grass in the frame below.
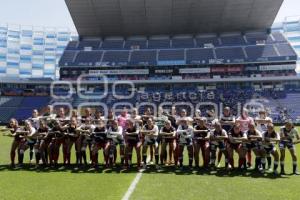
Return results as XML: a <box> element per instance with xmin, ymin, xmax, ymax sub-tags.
<box><xmin>0</xmin><ymin>164</ymin><xmax>292</xmax><ymax>179</ymax></box>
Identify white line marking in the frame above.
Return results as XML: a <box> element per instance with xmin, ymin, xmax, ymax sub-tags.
<box><xmin>121</xmin><ymin>157</ymin><xmax>150</xmax><ymax>200</ymax></box>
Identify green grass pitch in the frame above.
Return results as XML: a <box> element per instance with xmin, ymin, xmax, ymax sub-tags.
<box><xmin>0</xmin><ymin>127</ymin><xmax>300</xmax><ymax>200</ymax></box>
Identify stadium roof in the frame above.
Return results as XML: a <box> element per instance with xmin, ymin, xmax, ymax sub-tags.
<box><xmin>65</xmin><ymin>0</ymin><xmax>284</xmax><ymax>37</ymax></box>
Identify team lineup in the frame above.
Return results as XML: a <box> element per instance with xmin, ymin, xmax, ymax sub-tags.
<box><xmin>1</xmin><ymin>105</ymin><xmax>300</xmax><ymax>176</ymax></box>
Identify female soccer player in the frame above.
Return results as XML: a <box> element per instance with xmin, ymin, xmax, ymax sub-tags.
<box><xmin>37</xmin><ymin>120</ymin><xmax>49</xmax><ymax>166</ymax></box>
<box><xmin>91</xmin><ymin>119</ymin><xmax>109</xmax><ymax>167</ymax></box>
<box><xmin>262</xmin><ymin>123</ymin><xmax>280</xmax><ymax>175</ymax></box>
<box><xmin>217</xmin><ymin>107</ymin><xmax>235</xmax><ymax>167</ymax></box>
<box><xmin>48</xmin><ymin>120</ymin><xmax>65</xmax><ymax>167</ymax></box>
<box><xmin>125</xmin><ymin>119</ymin><xmax>142</xmax><ymax>169</ymax></box>
<box><xmin>245</xmin><ymin>122</ymin><xmax>263</xmax><ymax>171</ymax></box>
<box><xmin>255</xmin><ymin>110</ymin><xmax>273</xmax><ymax>169</ymax></box>
<box><xmin>209</xmin><ymin>121</ymin><xmax>228</xmax><ymax>169</ymax></box>
<box><xmin>64</xmin><ymin>117</ymin><xmax>80</xmax><ymax>165</ymax></box>
<box><xmin>227</xmin><ymin>123</ymin><xmax>248</xmax><ymax>170</ymax></box>
<box><xmin>78</xmin><ymin>117</ymin><xmax>95</xmax><ymax>166</ymax></box>
<box><xmin>193</xmin><ymin>117</ymin><xmax>210</xmax><ymax>168</ymax></box>
<box><xmin>18</xmin><ymin>120</ymin><xmax>37</xmax><ymax>166</ymax></box>
<box><xmin>141</xmin><ymin>118</ymin><xmax>159</xmax><ymax>169</ymax></box>
<box><xmin>160</xmin><ymin>120</ymin><xmax>176</xmax><ymax>166</ymax></box>
<box><xmin>107</xmin><ymin>120</ymin><xmax>124</xmax><ymax>167</ymax></box>
<box><xmin>279</xmin><ymin>121</ymin><xmax>300</xmax><ymax>175</ymax></box>
<box><xmin>7</xmin><ymin>118</ymin><xmax>21</xmax><ymax>167</ymax></box>
<box><xmin>177</xmin><ymin>118</ymin><xmax>194</xmax><ymax>169</ymax></box>
<box><xmin>236</xmin><ymin>108</ymin><xmax>254</xmax><ymax>168</ymax></box>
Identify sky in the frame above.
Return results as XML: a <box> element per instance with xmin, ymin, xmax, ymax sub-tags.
<box><xmin>0</xmin><ymin>0</ymin><xmax>299</xmax><ymax>33</ymax></box>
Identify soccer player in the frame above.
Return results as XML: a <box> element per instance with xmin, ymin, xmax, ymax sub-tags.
<box><xmin>141</xmin><ymin>107</ymin><xmax>155</xmax><ymax>164</ymax></box>
<box><xmin>6</xmin><ymin>118</ymin><xmax>21</xmax><ymax>167</ymax></box>
<box><xmin>18</xmin><ymin>120</ymin><xmax>37</xmax><ymax>166</ymax></box>
<box><xmin>279</xmin><ymin>121</ymin><xmax>300</xmax><ymax>175</ymax></box>
<box><xmin>37</xmin><ymin>119</ymin><xmax>50</xmax><ymax>166</ymax></box>
<box><xmin>193</xmin><ymin>117</ymin><xmax>210</xmax><ymax>168</ymax></box>
<box><xmin>107</xmin><ymin>120</ymin><xmax>125</xmax><ymax>167</ymax></box>
<box><xmin>91</xmin><ymin>119</ymin><xmax>109</xmax><ymax>167</ymax></box>
<box><xmin>262</xmin><ymin>123</ymin><xmax>280</xmax><ymax>175</ymax></box>
<box><xmin>218</xmin><ymin>107</ymin><xmax>235</xmax><ymax>167</ymax></box>
<box><xmin>77</xmin><ymin>117</ymin><xmax>95</xmax><ymax>166</ymax></box>
<box><xmin>209</xmin><ymin>121</ymin><xmax>228</xmax><ymax>169</ymax></box>
<box><xmin>48</xmin><ymin>120</ymin><xmax>65</xmax><ymax>167</ymax></box>
<box><xmin>245</xmin><ymin>122</ymin><xmax>263</xmax><ymax>171</ymax></box>
<box><xmin>141</xmin><ymin>118</ymin><xmax>159</xmax><ymax>169</ymax></box>
<box><xmin>227</xmin><ymin>123</ymin><xmax>248</xmax><ymax>170</ymax></box>
<box><xmin>236</xmin><ymin>108</ymin><xmax>254</xmax><ymax>168</ymax></box>
<box><xmin>255</xmin><ymin>110</ymin><xmax>273</xmax><ymax>169</ymax></box>
<box><xmin>125</xmin><ymin>119</ymin><xmax>142</xmax><ymax>169</ymax></box>
<box><xmin>177</xmin><ymin>118</ymin><xmax>194</xmax><ymax>169</ymax></box>
<box><xmin>64</xmin><ymin>117</ymin><xmax>80</xmax><ymax>165</ymax></box>
<box><xmin>160</xmin><ymin>120</ymin><xmax>176</xmax><ymax>166</ymax></box>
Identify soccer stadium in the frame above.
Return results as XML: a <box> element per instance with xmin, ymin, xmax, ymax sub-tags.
<box><xmin>1</xmin><ymin>0</ymin><xmax>300</xmax><ymax>199</ymax></box>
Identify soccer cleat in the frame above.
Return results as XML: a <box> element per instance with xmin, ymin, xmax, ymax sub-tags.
<box><xmin>273</xmin><ymin>170</ymin><xmax>279</xmax><ymax>175</ymax></box>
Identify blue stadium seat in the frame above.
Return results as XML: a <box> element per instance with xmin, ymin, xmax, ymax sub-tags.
<box><xmin>65</xmin><ymin>41</ymin><xmax>78</xmax><ymax>50</ymax></box>
<box><xmin>186</xmin><ymin>48</ymin><xmax>215</xmax><ymax>64</ymax></box>
<box><xmin>0</xmin><ymin>107</ymin><xmax>18</xmax><ymax>123</ymax></box>
<box><xmin>158</xmin><ymin>49</ymin><xmax>185</xmax><ymax>65</ymax></box>
<box><xmin>196</xmin><ymin>36</ymin><xmax>220</xmax><ymax>47</ymax></box>
<box><xmin>129</xmin><ymin>50</ymin><xmax>157</xmax><ymax>66</ymax></box>
<box><xmin>276</xmin><ymin>43</ymin><xmax>297</xmax><ymax>57</ymax></box>
<box><xmin>124</xmin><ymin>39</ymin><xmax>147</xmax><ymax>49</ymax></box>
<box><xmin>148</xmin><ymin>39</ymin><xmax>170</xmax><ymax>49</ymax></box>
<box><xmin>101</xmin><ymin>51</ymin><xmax>129</xmax><ymax>66</ymax></box>
<box><xmin>220</xmin><ymin>35</ymin><xmax>246</xmax><ymax>46</ymax></box>
<box><xmin>245</xmin><ymin>45</ymin><xmax>278</xmax><ymax>62</ymax></box>
<box><xmin>77</xmin><ymin>40</ymin><xmax>101</xmax><ymax>50</ymax></box>
<box><xmin>172</xmin><ymin>38</ymin><xmax>195</xmax><ymax>48</ymax></box>
<box><xmin>101</xmin><ymin>39</ymin><xmax>124</xmax><ymax>50</ymax></box>
<box><xmin>74</xmin><ymin>51</ymin><xmax>103</xmax><ymax>66</ymax></box>
<box><xmin>245</xmin><ymin>33</ymin><xmax>274</xmax><ymax>44</ymax></box>
<box><xmin>215</xmin><ymin>47</ymin><xmax>246</xmax><ymax>63</ymax></box>
<box><xmin>59</xmin><ymin>51</ymin><xmax>77</xmax><ymax>66</ymax></box>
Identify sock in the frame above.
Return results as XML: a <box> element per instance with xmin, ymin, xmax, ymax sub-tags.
<box><xmin>261</xmin><ymin>158</ymin><xmax>266</xmax><ymax>170</ymax></box>
<box><xmin>267</xmin><ymin>156</ymin><xmax>272</xmax><ymax>168</ymax></box>
<box><xmin>19</xmin><ymin>150</ymin><xmax>24</xmax><ymax>164</ymax></box>
<box><xmin>274</xmin><ymin>161</ymin><xmax>278</xmax><ymax>171</ymax></box>
<box><xmin>189</xmin><ymin>156</ymin><xmax>193</xmax><ymax>167</ymax></box>
<box><xmin>155</xmin><ymin>154</ymin><xmax>159</xmax><ymax>165</ymax></box>
<box><xmin>82</xmin><ymin>151</ymin><xmax>87</xmax><ymax>164</ymax></box>
<box><xmin>280</xmin><ymin>161</ymin><xmax>285</xmax><ymax>173</ymax></box>
<box><xmin>179</xmin><ymin>157</ymin><xmax>183</xmax><ymax>167</ymax></box>
<box><xmin>143</xmin><ymin>154</ymin><xmax>147</xmax><ymax>164</ymax></box>
<box><xmin>293</xmin><ymin>161</ymin><xmax>297</xmax><ymax>173</ymax></box>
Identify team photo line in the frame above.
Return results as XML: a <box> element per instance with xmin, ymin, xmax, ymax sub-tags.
<box><xmin>1</xmin><ymin>105</ymin><xmax>299</xmax><ymax>176</ymax></box>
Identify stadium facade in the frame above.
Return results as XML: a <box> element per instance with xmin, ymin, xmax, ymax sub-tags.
<box><xmin>0</xmin><ymin>23</ymin><xmax>76</xmax><ymax>79</ymax></box>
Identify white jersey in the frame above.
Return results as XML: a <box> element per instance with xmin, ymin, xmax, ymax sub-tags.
<box><xmin>143</xmin><ymin>124</ymin><xmax>159</xmax><ymax>142</ymax></box>
<box><xmin>255</xmin><ymin>116</ymin><xmax>272</xmax><ymax>133</ymax></box>
<box><xmin>107</xmin><ymin>126</ymin><xmax>123</xmax><ymax>143</ymax></box>
<box><xmin>177</xmin><ymin>125</ymin><xmax>193</xmax><ymax>144</ymax></box>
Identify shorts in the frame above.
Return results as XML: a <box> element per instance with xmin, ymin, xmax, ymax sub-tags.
<box><xmin>229</xmin><ymin>143</ymin><xmax>242</xmax><ymax>150</ymax></box>
<box><xmin>162</xmin><ymin>138</ymin><xmax>175</xmax><ymax>144</ymax></box>
<box><xmin>210</xmin><ymin>141</ymin><xmax>225</xmax><ymax>151</ymax></box>
<box><xmin>245</xmin><ymin>142</ymin><xmax>261</xmax><ymax>150</ymax></box>
<box><xmin>179</xmin><ymin>138</ymin><xmax>193</xmax><ymax>146</ymax></box>
<box><xmin>143</xmin><ymin>138</ymin><xmax>158</xmax><ymax>146</ymax></box>
<box><xmin>279</xmin><ymin>141</ymin><xmax>294</xmax><ymax>150</ymax></box>
<box><xmin>264</xmin><ymin>144</ymin><xmax>276</xmax><ymax>154</ymax></box>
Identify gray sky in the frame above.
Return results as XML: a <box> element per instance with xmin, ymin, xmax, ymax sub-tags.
<box><xmin>0</xmin><ymin>0</ymin><xmax>299</xmax><ymax>33</ymax></box>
